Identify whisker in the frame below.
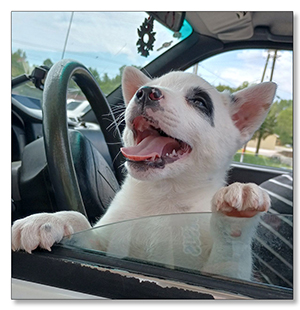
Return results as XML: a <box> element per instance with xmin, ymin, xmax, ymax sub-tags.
<box><xmin>112</xmin><ymin>150</ymin><xmax>125</xmax><ymax>166</ymax></box>
<box><xmin>107</xmin><ymin>141</ymin><xmax>123</xmax><ymax>145</ymax></box>
<box><xmin>102</xmin><ymin>117</ymin><xmax>115</xmax><ymax>124</ymax></box>
<box><xmin>106</xmin><ymin>122</ymin><xmax>117</xmax><ymax>131</ymax></box>
<box><xmin>102</xmin><ymin>106</ymin><xmax>125</xmax><ymax>117</ymax></box>
<box><xmin>110</xmin><ymin>104</ymin><xmax>125</xmax><ymax>110</ymax></box>
<box><xmin>117</xmin><ymin>161</ymin><xmax>127</xmax><ymax>176</ymax></box>
<box><xmin>110</xmin><ymin>101</ymin><xmax>125</xmax><ymax>107</ymax></box>
<box><xmin>116</xmin><ymin>112</ymin><xmax>126</xmax><ymax>123</ymax></box>
<box><xmin>105</xmin><ymin>111</ymin><xmax>125</xmax><ymax>132</ymax></box>
<box><xmin>112</xmin><ymin>95</ymin><xmax>125</xmax><ymax>101</ymax></box>
<box><xmin>102</xmin><ymin>109</ymin><xmax>122</xmax><ymax>117</ymax></box>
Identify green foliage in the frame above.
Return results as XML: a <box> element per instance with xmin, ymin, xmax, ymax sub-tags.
<box><xmin>43</xmin><ymin>58</ymin><xmax>54</xmax><ymax>68</ymax></box>
<box><xmin>88</xmin><ymin>64</ymin><xmax>141</xmax><ymax>95</ymax></box>
<box><xmin>12</xmin><ymin>49</ymin><xmax>30</xmax><ymax>77</ymax></box>
<box><xmin>233</xmin><ymin>152</ymin><xmax>291</xmax><ymax>169</ymax></box>
<box><xmin>252</xmin><ymin>111</ymin><xmax>277</xmax><ymax>154</ymax></box>
<box><xmin>260</xmin><ymin>99</ymin><xmax>293</xmax><ymax>146</ymax></box>
<box><xmin>11</xmin><ymin>49</ymin><xmax>293</xmax><ymax>148</ymax></box>
<box><xmin>11</xmin><ymin>49</ymin><xmax>140</xmax><ymax>96</ymax></box>
<box><xmin>216</xmin><ymin>82</ymin><xmax>293</xmax><ymax>148</ymax></box>
<box><xmin>276</xmin><ymin>105</ymin><xmax>293</xmax><ymax>145</ymax></box>
<box><xmin>216</xmin><ymin>81</ymin><xmax>250</xmax><ymax>93</ymax></box>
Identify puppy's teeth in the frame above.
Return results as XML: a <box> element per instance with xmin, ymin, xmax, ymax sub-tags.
<box><xmin>166</xmin><ymin>153</ymin><xmax>169</xmax><ymax>157</ymax></box>
<box><xmin>178</xmin><ymin>150</ymin><xmax>185</xmax><ymax>157</ymax></box>
<box><xmin>172</xmin><ymin>149</ymin><xmax>177</xmax><ymax>156</ymax></box>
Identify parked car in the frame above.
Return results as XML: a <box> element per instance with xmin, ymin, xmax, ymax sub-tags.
<box><xmin>11</xmin><ymin>11</ymin><xmax>293</xmax><ymax>299</ymax></box>
<box><xmin>66</xmin><ymin>99</ymin><xmax>90</xmax><ymax>122</ymax></box>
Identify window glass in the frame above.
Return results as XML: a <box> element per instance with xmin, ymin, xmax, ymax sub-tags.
<box><xmin>12</xmin><ymin>12</ymin><xmax>192</xmax><ymax>94</ymax></box>
<box><xmin>185</xmin><ymin>49</ymin><xmax>293</xmax><ymax>171</ymax></box>
<box><xmin>12</xmin><ymin>12</ymin><xmax>192</xmax><ymax>121</ymax></box>
<box><xmin>61</xmin><ymin>213</ymin><xmax>293</xmax><ymax>290</ymax></box>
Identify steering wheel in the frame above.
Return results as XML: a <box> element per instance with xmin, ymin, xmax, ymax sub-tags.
<box><xmin>42</xmin><ymin>59</ymin><xmax>124</xmax><ymax>218</ymax></box>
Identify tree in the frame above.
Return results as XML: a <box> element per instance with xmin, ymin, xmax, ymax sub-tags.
<box><xmin>267</xmin><ymin>99</ymin><xmax>293</xmax><ymax>146</ymax></box>
<box><xmin>216</xmin><ymin>81</ymin><xmax>249</xmax><ymax>93</ymax></box>
<box><xmin>253</xmin><ymin>113</ymin><xmax>277</xmax><ymax>155</ymax></box>
<box><xmin>11</xmin><ymin>49</ymin><xmax>30</xmax><ymax>77</ymax></box>
<box><xmin>87</xmin><ymin>64</ymin><xmax>142</xmax><ymax>95</ymax></box>
<box><xmin>269</xmin><ymin>99</ymin><xmax>292</xmax><ymax>118</ymax></box>
<box><xmin>11</xmin><ymin>52</ymin><xmax>293</xmax><ymax>148</ymax></box>
<box><xmin>251</xmin><ymin>98</ymin><xmax>293</xmax><ymax>153</ymax></box>
<box><xmin>88</xmin><ymin>67</ymin><xmax>101</xmax><ymax>86</ymax></box>
<box><xmin>43</xmin><ymin>58</ymin><xmax>54</xmax><ymax>68</ymax></box>
<box><xmin>276</xmin><ymin>105</ymin><xmax>293</xmax><ymax>146</ymax></box>
<box><xmin>216</xmin><ymin>82</ymin><xmax>293</xmax><ymax>154</ymax></box>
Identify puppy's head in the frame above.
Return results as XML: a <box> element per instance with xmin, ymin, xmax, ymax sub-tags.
<box><xmin>120</xmin><ymin>66</ymin><xmax>277</xmax><ymax>182</ymax></box>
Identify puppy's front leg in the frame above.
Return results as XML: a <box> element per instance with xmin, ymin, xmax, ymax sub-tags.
<box><xmin>12</xmin><ymin>211</ymin><xmax>91</xmax><ymax>253</ymax></box>
<box><xmin>203</xmin><ymin>183</ymin><xmax>270</xmax><ymax>280</ymax></box>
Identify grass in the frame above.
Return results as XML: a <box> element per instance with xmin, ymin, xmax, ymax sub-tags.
<box><xmin>233</xmin><ymin>152</ymin><xmax>292</xmax><ymax>169</ymax></box>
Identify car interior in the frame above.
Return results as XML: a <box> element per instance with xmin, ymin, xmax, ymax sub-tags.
<box><xmin>11</xmin><ymin>11</ymin><xmax>293</xmax><ymax>299</ymax></box>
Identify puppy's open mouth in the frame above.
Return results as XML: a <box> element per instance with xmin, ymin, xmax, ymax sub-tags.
<box><xmin>121</xmin><ymin>116</ymin><xmax>192</xmax><ymax>166</ymax></box>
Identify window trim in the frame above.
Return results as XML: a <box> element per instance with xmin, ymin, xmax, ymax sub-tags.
<box><xmin>12</xmin><ymin>245</ymin><xmax>293</xmax><ymax>299</ymax></box>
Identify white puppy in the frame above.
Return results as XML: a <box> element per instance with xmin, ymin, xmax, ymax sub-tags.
<box><xmin>12</xmin><ymin>67</ymin><xmax>276</xmax><ymax>280</ymax></box>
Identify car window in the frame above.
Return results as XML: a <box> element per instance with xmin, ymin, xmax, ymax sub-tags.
<box><xmin>61</xmin><ymin>212</ymin><xmax>293</xmax><ymax>291</ymax></box>
<box><xmin>12</xmin><ymin>12</ymin><xmax>192</xmax><ymax>121</ymax></box>
<box><xmin>185</xmin><ymin>49</ymin><xmax>293</xmax><ymax>171</ymax></box>
<box><xmin>12</xmin><ymin>11</ymin><xmax>193</xmax><ymax>118</ymax></box>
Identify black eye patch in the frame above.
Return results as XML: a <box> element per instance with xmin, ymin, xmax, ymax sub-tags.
<box><xmin>185</xmin><ymin>87</ymin><xmax>214</xmax><ymax>127</ymax></box>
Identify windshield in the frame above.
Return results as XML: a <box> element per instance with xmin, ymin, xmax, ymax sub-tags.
<box><xmin>61</xmin><ymin>212</ymin><xmax>293</xmax><ymax>291</ymax></box>
<box><xmin>12</xmin><ymin>12</ymin><xmax>192</xmax><ymax>97</ymax></box>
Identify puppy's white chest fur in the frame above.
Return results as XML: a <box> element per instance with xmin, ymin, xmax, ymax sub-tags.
<box><xmin>99</xmin><ymin>176</ymin><xmax>220</xmax><ymax>226</ymax></box>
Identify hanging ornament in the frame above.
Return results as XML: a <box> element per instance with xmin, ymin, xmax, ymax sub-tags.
<box><xmin>157</xmin><ymin>41</ymin><xmax>173</xmax><ymax>52</ymax></box>
<box><xmin>136</xmin><ymin>17</ymin><xmax>156</xmax><ymax>57</ymax></box>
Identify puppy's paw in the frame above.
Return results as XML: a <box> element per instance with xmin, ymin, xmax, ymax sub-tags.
<box><xmin>12</xmin><ymin>211</ymin><xmax>91</xmax><ymax>253</ymax></box>
<box><xmin>212</xmin><ymin>182</ymin><xmax>270</xmax><ymax>218</ymax></box>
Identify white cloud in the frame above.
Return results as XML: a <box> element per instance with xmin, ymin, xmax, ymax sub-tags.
<box><xmin>12</xmin><ymin>12</ymin><xmax>174</xmax><ymax>59</ymax></box>
<box><xmin>12</xmin><ymin>12</ymin><xmax>72</xmax><ymax>53</ymax></box>
<box><xmin>12</xmin><ymin>13</ymin><xmax>293</xmax><ymax>100</ymax></box>
<box><xmin>271</xmin><ymin>51</ymin><xmax>293</xmax><ymax>99</ymax></box>
<box><xmin>198</xmin><ymin>49</ymin><xmax>293</xmax><ymax>100</ymax></box>
<box><xmin>237</xmin><ymin>49</ymin><xmax>266</xmax><ymax>62</ymax></box>
<box><xmin>12</xmin><ymin>11</ymin><xmax>177</xmax><ymax>76</ymax></box>
<box><xmin>234</xmin><ymin>50</ymin><xmax>292</xmax><ymax>99</ymax></box>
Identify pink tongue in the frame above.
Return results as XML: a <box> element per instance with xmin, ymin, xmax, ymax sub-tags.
<box><xmin>121</xmin><ymin>135</ymin><xmax>180</xmax><ymax>161</ymax></box>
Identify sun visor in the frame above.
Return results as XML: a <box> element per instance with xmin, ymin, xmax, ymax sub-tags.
<box><xmin>196</xmin><ymin>12</ymin><xmax>253</xmax><ymax>41</ymax></box>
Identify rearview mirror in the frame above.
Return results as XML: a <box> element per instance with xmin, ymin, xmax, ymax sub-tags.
<box><xmin>148</xmin><ymin>12</ymin><xmax>185</xmax><ymax>32</ymax></box>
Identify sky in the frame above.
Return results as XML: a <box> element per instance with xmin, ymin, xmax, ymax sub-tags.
<box><xmin>188</xmin><ymin>49</ymin><xmax>293</xmax><ymax>101</ymax></box>
<box><xmin>11</xmin><ymin>11</ymin><xmax>293</xmax><ymax>101</ymax></box>
<box><xmin>12</xmin><ymin>12</ymin><xmax>186</xmax><ymax>78</ymax></box>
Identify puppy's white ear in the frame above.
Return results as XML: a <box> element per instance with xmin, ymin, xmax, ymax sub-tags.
<box><xmin>122</xmin><ymin>66</ymin><xmax>151</xmax><ymax>105</ymax></box>
<box><xmin>230</xmin><ymin>82</ymin><xmax>277</xmax><ymax>144</ymax></box>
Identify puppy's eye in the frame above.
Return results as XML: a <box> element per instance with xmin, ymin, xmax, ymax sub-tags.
<box><xmin>192</xmin><ymin>98</ymin><xmax>206</xmax><ymax>107</ymax></box>
<box><xmin>185</xmin><ymin>87</ymin><xmax>214</xmax><ymax>126</ymax></box>
<box><xmin>188</xmin><ymin>97</ymin><xmax>207</xmax><ymax>109</ymax></box>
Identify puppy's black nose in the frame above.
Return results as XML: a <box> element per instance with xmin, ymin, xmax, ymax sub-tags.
<box><xmin>136</xmin><ymin>86</ymin><xmax>163</xmax><ymax>105</ymax></box>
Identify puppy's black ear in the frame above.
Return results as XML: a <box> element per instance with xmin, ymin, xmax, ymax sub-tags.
<box><xmin>230</xmin><ymin>82</ymin><xmax>277</xmax><ymax>144</ymax></box>
<box><xmin>122</xmin><ymin>66</ymin><xmax>151</xmax><ymax>105</ymax></box>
